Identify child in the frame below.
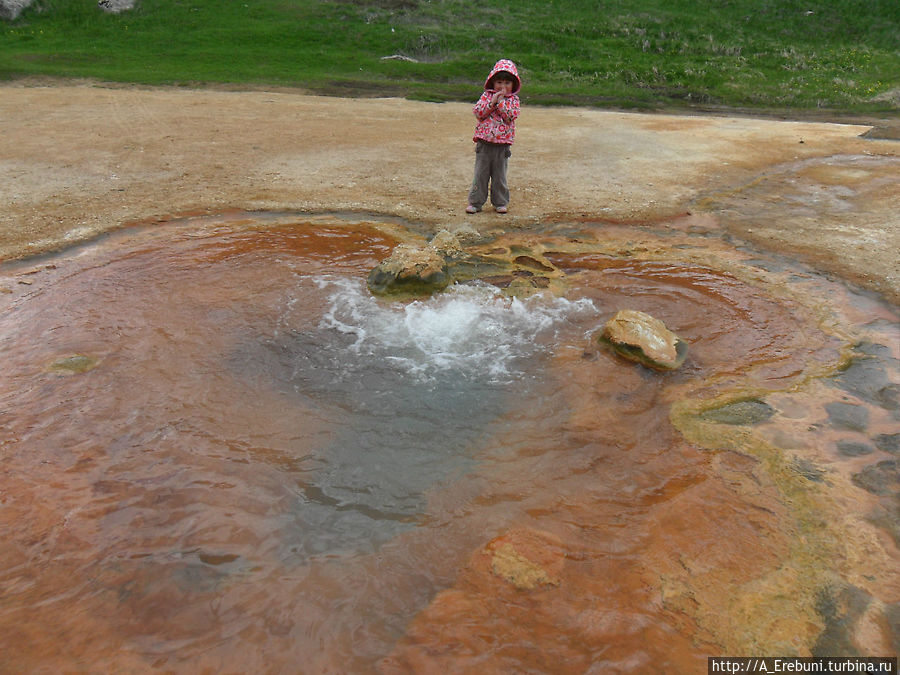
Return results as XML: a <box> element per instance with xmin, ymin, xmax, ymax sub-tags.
<box><xmin>466</xmin><ymin>59</ymin><xmax>521</xmax><ymax>214</ymax></box>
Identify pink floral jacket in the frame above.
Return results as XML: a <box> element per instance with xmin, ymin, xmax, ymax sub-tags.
<box><xmin>473</xmin><ymin>59</ymin><xmax>521</xmax><ymax>145</ymax></box>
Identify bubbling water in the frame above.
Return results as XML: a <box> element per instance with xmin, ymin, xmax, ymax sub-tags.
<box><xmin>248</xmin><ymin>277</ymin><xmax>602</xmax><ymax>559</ymax></box>
<box><xmin>306</xmin><ymin>277</ymin><xmax>599</xmax><ymax>382</ymax></box>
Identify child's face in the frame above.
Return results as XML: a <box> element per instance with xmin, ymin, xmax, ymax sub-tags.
<box><xmin>492</xmin><ymin>76</ymin><xmax>514</xmax><ymax>95</ymax></box>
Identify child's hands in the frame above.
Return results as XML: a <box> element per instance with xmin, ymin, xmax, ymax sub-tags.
<box><xmin>490</xmin><ymin>78</ymin><xmax>514</xmax><ymax>107</ymax></box>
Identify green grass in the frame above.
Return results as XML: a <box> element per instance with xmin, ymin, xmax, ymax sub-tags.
<box><xmin>1</xmin><ymin>0</ymin><xmax>898</xmax><ymax>113</ymax></box>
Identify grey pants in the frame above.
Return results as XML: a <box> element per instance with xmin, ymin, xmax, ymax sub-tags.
<box><xmin>468</xmin><ymin>140</ymin><xmax>511</xmax><ymax>209</ymax></box>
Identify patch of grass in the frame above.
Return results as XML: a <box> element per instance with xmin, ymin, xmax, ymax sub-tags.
<box><xmin>1</xmin><ymin>0</ymin><xmax>897</xmax><ymax>113</ymax></box>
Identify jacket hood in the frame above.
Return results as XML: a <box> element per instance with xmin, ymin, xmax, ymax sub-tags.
<box><xmin>484</xmin><ymin>59</ymin><xmax>521</xmax><ymax>94</ymax></box>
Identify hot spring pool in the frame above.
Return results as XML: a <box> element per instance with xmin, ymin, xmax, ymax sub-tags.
<box><xmin>1</xmin><ymin>211</ymin><xmax>897</xmax><ymax>671</ymax></box>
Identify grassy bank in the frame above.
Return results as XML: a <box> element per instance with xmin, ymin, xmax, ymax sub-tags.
<box><xmin>1</xmin><ymin>0</ymin><xmax>898</xmax><ymax>113</ymax></box>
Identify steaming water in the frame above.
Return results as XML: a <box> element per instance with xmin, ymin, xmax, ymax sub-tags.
<box><xmin>0</xmin><ymin>215</ymin><xmax>896</xmax><ymax>672</ymax></box>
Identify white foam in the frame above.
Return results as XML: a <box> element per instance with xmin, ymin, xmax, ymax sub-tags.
<box><xmin>307</xmin><ymin>277</ymin><xmax>598</xmax><ymax>382</ymax></box>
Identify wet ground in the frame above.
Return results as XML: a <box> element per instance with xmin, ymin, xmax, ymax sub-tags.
<box><xmin>1</xmin><ymin>210</ymin><xmax>897</xmax><ymax>671</ymax></box>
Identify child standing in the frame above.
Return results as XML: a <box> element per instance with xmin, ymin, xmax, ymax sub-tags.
<box><xmin>466</xmin><ymin>59</ymin><xmax>521</xmax><ymax>214</ymax></box>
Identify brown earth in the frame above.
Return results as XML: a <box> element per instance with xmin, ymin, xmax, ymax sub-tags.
<box><xmin>1</xmin><ymin>81</ymin><xmax>898</xmax><ymax>302</ymax></box>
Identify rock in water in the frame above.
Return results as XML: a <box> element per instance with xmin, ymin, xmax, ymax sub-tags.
<box><xmin>367</xmin><ymin>243</ymin><xmax>450</xmax><ymax>296</ymax></box>
<box><xmin>598</xmin><ymin>309</ymin><xmax>687</xmax><ymax>370</ymax></box>
<box><xmin>700</xmin><ymin>398</ymin><xmax>776</xmax><ymax>425</ymax></box>
<box><xmin>428</xmin><ymin>229</ymin><xmax>465</xmax><ymax>259</ymax></box>
<box><xmin>47</xmin><ymin>354</ymin><xmax>99</xmax><ymax>374</ymax></box>
<box><xmin>489</xmin><ymin>543</ymin><xmax>559</xmax><ymax>590</ymax></box>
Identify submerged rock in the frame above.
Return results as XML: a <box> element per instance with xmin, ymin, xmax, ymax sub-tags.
<box><xmin>598</xmin><ymin>309</ymin><xmax>687</xmax><ymax>370</ymax></box>
<box><xmin>367</xmin><ymin>243</ymin><xmax>450</xmax><ymax>296</ymax></box>
<box><xmin>811</xmin><ymin>584</ymin><xmax>874</xmax><ymax>657</ymax></box>
<box><xmin>874</xmin><ymin>433</ymin><xmax>900</xmax><ymax>455</ymax></box>
<box><xmin>489</xmin><ymin>542</ymin><xmax>559</xmax><ymax>591</ymax></box>
<box><xmin>825</xmin><ymin>402</ymin><xmax>869</xmax><ymax>433</ymax></box>
<box><xmin>791</xmin><ymin>457</ymin><xmax>828</xmax><ymax>483</ymax></box>
<box><xmin>836</xmin><ymin>441</ymin><xmax>875</xmax><ymax>457</ymax></box>
<box><xmin>484</xmin><ymin>529</ymin><xmax>562</xmax><ymax>591</ymax></box>
<box><xmin>830</xmin><ymin>345</ymin><xmax>899</xmax><ymax>411</ymax></box>
<box><xmin>700</xmin><ymin>399</ymin><xmax>776</xmax><ymax>425</ymax></box>
<box><xmin>47</xmin><ymin>354</ymin><xmax>99</xmax><ymax>375</ymax></box>
<box><xmin>852</xmin><ymin>460</ymin><xmax>899</xmax><ymax>496</ymax></box>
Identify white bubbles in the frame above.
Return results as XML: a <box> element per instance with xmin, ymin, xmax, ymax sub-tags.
<box><xmin>307</xmin><ymin>277</ymin><xmax>598</xmax><ymax>382</ymax></box>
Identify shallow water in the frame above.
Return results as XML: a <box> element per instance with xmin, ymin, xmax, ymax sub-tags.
<box><xmin>1</xmin><ymin>213</ymin><xmax>897</xmax><ymax>672</ymax></box>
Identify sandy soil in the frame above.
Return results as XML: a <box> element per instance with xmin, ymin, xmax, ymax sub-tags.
<box><xmin>1</xmin><ymin>82</ymin><xmax>898</xmax><ymax>302</ymax></box>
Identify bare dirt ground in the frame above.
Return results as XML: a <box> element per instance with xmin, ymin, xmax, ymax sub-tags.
<box><xmin>1</xmin><ymin>81</ymin><xmax>898</xmax><ymax>302</ymax></box>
